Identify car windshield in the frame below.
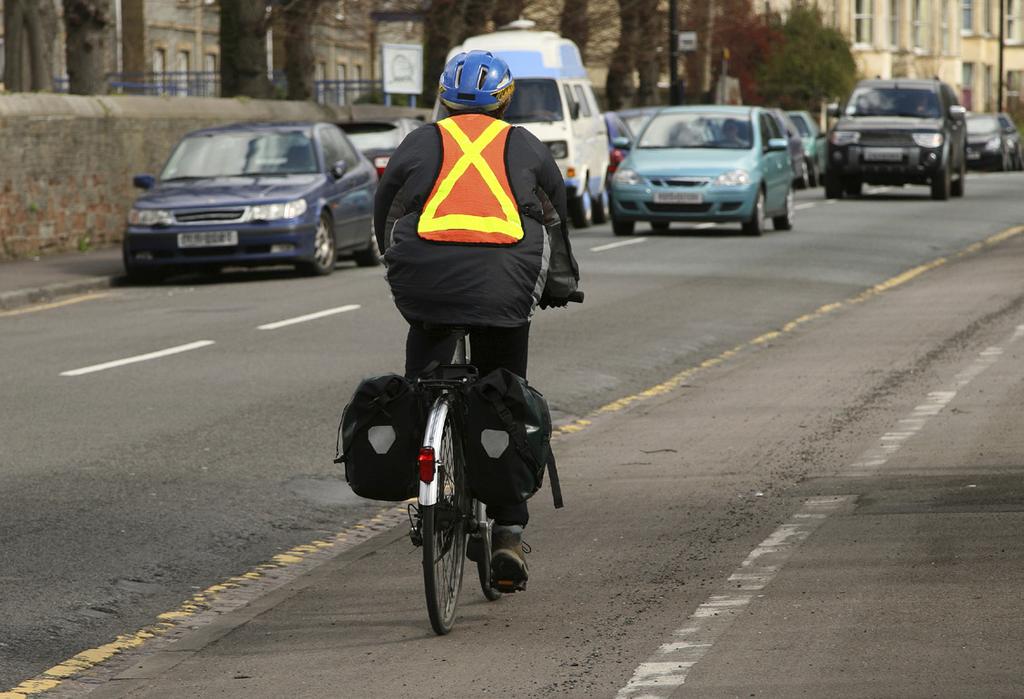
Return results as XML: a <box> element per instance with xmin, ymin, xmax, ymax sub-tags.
<box><xmin>161</xmin><ymin>130</ymin><xmax>318</xmax><ymax>180</ymax></box>
<box><xmin>998</xmin><ymin>115</ymin><xmax>1015</xmax><ymax>130</ymax></box>
<box><xmin>342</xmin><ymin>123</ymin><xmax>403</xmax><ymax>151</ymax></box>
<box><xmin>967</xmin><ymin>116</ymin><xmax>1000</xmax><ymax>134</ymax></box>
<box><xmin>789</xmin><ymin>114</ymin><xmax>813</xmax><ymax>137</ymax></box>
<box><xmin>638</xmin><ymin>112</ymin><xmax>753</xmax><ymax>149</ymax></box>
<box><xmin>845</xmin><ymin>87</ymin><xmax>942</xmax><ymax>118</ymax></box>
<box><xmin>503</xmin><ymin>79</ymin><xmax>564</xmax><ymax>124</ymax></box>
<box><xmin>622</xmin><ymin>113</ymin><xmax>655</xmax><ymax>135</ymax></box>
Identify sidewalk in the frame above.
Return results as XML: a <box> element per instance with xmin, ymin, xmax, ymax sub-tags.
<box><xmin>0</xmin><ymin>247</ymin><xmax>123</xmax><ymax>310</ymax></box>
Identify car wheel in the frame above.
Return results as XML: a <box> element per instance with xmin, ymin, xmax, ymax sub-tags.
<box><xmin>843</xmin><ymin>178</ymin><xmax>862</xmax><ymax>196</ymax></box>
<box><xmin>569</xmin><ymin>185</ymin><xmax>593</xmax><ymax>229</ymax></box>
<box><xmin>650</xmin><ymin>221</ymin><xmax>670</xmax><ymax>232</ymax></box>
<box><xmin>824</xmin><ymin>172</ymin><xmax>844</xmax><ymax>199</ymax></box>
<box><xmin>352</xmin><ymin>230</ymin><xmax>381</xmax><ymax>267</ymax></box>
<box><xmin>300</xmin><ymin>211</ymin><xmax>336</xmax><ymax>276</ymax></box>
<box><xmin>930</xmin><ymin>167</ymin><xmax>951</xmax><ymax>201</ymax></box>
<box><xmin>742</xmin><ymin>188</ymin><xmax>766</xmax><ymax>236</ymax></box>
<box><xmin>591</xmin><ymin>186</ymin><xmax>609</xmax><ymax>225</ymax></box>
<box><xmin>772</xmin><ymin>187</ymin><xmax>795</xmax><ymax>231</ymax></box>
<box><xmin>951</xmin><ymin>155</ymin><xmax>966</xmax><ymax>197</ymax></box>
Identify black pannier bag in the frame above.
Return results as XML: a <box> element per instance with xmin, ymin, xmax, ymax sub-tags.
<box><xmin>335</xmin><ymin>374</ymin><xmax>423</xmax><ymax>501</ymax></box>
<box><xmin>462</xmin><ymin>369</ymin><xmax>563</xmax><ymax>508</ymax></box>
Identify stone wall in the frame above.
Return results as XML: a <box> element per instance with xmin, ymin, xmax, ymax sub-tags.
<box><xmin>0</xmin><ymin>94</ymin><xmax>426</xmax><ymax>260</ymax></box>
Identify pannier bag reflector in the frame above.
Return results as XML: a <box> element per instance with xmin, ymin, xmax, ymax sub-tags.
<box><xmin>417</xmin><ymin>114</ymin><xmax>525</xmax><ymax>244</ymax></box>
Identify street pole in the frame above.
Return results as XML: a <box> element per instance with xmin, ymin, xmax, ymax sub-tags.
<box><xmin>998</xmin><ymin>0</ymin><xmax>1005</xmax><ymax>111</ymax></box>
<box><xmin>669</xmin><ymin>0</ymin><xmax>680</xmax><ymax>105</ymax></box>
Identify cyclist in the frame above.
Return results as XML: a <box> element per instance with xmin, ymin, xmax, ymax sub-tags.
<box><xmin>373</xmin><ymin>50</ymin><xmax>580</xmax><ymax>592</ymax></box>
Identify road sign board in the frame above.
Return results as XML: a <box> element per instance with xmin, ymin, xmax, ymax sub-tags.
<box><xmin>678</xmin><ymin>31</ymin><xmax>698</xmax><ymax>52</ymax></box>
<box><xmin>382</xmin><ymin>44</ymin><xmax>423</xmax><ymax>95</ymax></box>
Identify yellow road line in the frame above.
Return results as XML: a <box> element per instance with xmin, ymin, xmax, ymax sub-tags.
<box><xmin>5</xmin><ymin>224</ymin><xmax>1024</xmax><ymax>698</ymax></box>
<box><xmin>0</xmin><ymin>292</ymin><xmax>113</xmax><ymax>317</ymax></box>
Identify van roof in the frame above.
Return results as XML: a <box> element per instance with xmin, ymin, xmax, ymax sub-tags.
<box><xmin>451</xmin><ymin>30</ymin><xmax>588</xmax><ymax>80</ymax></box>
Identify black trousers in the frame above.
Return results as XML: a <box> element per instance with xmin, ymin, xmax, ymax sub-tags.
<box><xmin>405</xmin><ymin>321</ymin><xmax>531</xmax><ymax>527</ymax></box>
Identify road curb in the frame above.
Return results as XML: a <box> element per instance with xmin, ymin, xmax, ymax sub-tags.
<box><xmin>0</xmin><ymin>276</ymin><xmax>119</xmax><ymax>311</ymax></box>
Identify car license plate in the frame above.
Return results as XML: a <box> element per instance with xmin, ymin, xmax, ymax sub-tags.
<box><xmin>863</xmin><ymin>148</ymin><xmax>903</xmax><ymax>162</ymax></box>
<box><xmin>653</xmin><ymin>191</ymin><xmax>703</xmax><ymax>204</ymax></box>
<box><xmin>177</xmin><ymin>231</ymin><xmax>239</xmax><ymax>248</ymax></box>
<box><xmin>967</xmin><ymin>151</ymin><xmax>981</xmax><ymax>160</ymax></box>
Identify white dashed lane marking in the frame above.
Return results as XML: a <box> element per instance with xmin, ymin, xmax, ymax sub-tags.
<box><xmin>60</xmin><ymin>340</ymin><xmax>216</xmax><ymax>377</ymax></box>
<box><xmin>794</xmin><ymin>202</ymin><xmax>816</xmax><ymax>210</ymax></box>
<box><xmin>590</xmin><ymin>237</ymin><xmax>649</xmax><ymax>252</ymax></box>
<box><xmin>257</xmin><ymin>304</ymin><xmax>361</xmax><ymax>330</ymax></box>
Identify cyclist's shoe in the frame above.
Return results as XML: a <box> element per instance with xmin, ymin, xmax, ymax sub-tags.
<box><xmin>490</xmin><ymin>525</ymin><xmax>529</xmax><ymax>593</ymax></box>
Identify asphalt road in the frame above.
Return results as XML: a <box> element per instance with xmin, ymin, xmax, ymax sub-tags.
<box><xmin>3</xmin><ymin>174</ymin><xmax>1024</xmax><ymax>693</ymax></box>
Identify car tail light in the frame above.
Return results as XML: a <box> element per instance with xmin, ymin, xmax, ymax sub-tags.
<box><xmin>418</xmin><ymin>447</ymin><xmax>435</xmax><ymax>483</ymax></box>
<box><xmin>609</xmin><ymin>148</ymin><xmax>626</xmax><ymax>173</ymax></box>
<box><xmin>373</xmin><ymin>156</ymin><xmax>390</xmax><ymax>176</ymax></box>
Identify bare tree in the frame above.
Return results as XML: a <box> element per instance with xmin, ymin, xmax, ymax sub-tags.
<box><xmin>605</xmin><ymin>0</ymin><xmax>637</xmax><ymax>110</ymax></box>
<box><xmin>4</xmin><ymin>0</ymin><xmax>58</xmax><ymax>92</ymax></box>
<box><xmin>280</xmin><ymin>0</ymin><xmax>329</xmax><ymax>101</ymax></box>
<box><xmin>220</xmin><ymin>0</ymin><xmax>272</xmax><ymax>98</ymax></box>
<box><xmin>463</xmin><ymin>0</ymin><xmax>495</xmax><ymax>39</ymax></box>
<box><xmin>492</xmin><ymin>0</ymin><xmax>526</xmax><ymax>28</ymax></box>
<box><xmin>63</xmin><ymin>0</ymin><xmax>112</xmax><ymax>95</ymax></box>
<box><xmin>423</xmin><ymin>0</ymin><xmax>467</xmax><ymax>104</ymax></box>
<box><xmin>633</xmin><ymin>0</ymin><xmax>660</xmax><ymax>105</ymax></box>
<box><xmin>560</xmin><ymin>0</ymin><xmax>589</xmax><ymax>63</ymax></box>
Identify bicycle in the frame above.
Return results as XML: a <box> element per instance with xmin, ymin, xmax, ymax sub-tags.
<box><xmin>408</xmin><ymin>292</ymin><xmax>583</xmax><ymax>635</ymax></box>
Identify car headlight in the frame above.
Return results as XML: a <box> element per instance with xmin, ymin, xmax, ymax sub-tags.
<box><xmin>984</xmin><ymin>136</ymin><xmax>1002</xmax><ymax>152</ymax></box>
<box><xmin>713</xmin><ymin>169</ymin><xmax>751</xmax><ymax>187</ymax></box>
<box><xmin>546</xmin><ymin>140</ymin><xmax>569</xmax><ymax>159</ymax></box>
<box><xmin>128</xmin><ymin>208</ymin><xmax>173</xmax><ymax>226</ymax></box>
<box><xmin>248</xmin><ymin>198</ymin><xmax>309</xmax><ymax>222</ymax></box>
<box><xmin>912</xmin><ymin>132</ymin><xmax>944</xmax><ymax>149</ymax></box>
<box><xmin>829</xmin><ymin>130</ymin><xmax>860</xmax><ymax>146</ymax></box>
<box><xmin>612</xmin><ymin>168</ymin><xmax>644</xmax><ymax>186</ymax></box>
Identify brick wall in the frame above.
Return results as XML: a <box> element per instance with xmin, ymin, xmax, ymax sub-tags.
<box><xmin>0</xmin><ymin>94</ymin><xmax>425</xmax><ymax>260</ymax></box>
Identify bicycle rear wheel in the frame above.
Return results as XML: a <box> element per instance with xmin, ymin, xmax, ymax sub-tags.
<box><xmin>422</xmin><ymin>406</ymin><xmax>470</xmax><ymax>635</ymax></box>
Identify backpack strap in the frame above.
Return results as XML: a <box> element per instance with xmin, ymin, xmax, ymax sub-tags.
<box><xmin>479</xmin><ymin>384</ymin><xmax>564</xmax><ymax>509</ymax></box>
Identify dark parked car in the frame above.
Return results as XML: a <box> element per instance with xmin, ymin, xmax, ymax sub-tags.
<box><xmin>997</xmin><ymin>112</ymin><xmax>1022</xmax><ymax>170</ymax></box>
<box><xmin>338</xmin><ymin>117</ymin><xmax>423</xmax><ymax>177</ymax></box>
<box><xmin>825</xmin><ymin>78</ymin><xmax>967</xmax><ymax>200</ymax></box>
<box><xmin>123</xmin><ymin>122</ymin><xmax>378</xmax><ymax>281</ymax></box>
<box><xmin>767</xmin><ymin>108</ymin><xmax>808</xmax><ymax>189</ymax></box>
<box><xmin>965</xmin><ymin>113</ymin><xmax>1014</xmax><ymax>171</ymax></box>
<box><xmin>787</xmin><ymin>110</ymin><xmax>828</xmax><ymax>187</ymax></box>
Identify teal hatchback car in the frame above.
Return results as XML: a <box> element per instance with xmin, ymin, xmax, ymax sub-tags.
<box><xmin>610</xmin><ymin>106</ymin><xmax>795</xmax><ymax>236</ymax></box>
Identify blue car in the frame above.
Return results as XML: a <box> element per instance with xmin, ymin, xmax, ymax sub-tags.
<box><xmin>610</xmin><ymin>106</ymin><xmax>795</xmax><ymax>236</ymax></box>
<box><xmin>123</xmin><ymin>122</ymin><xmax>378</xmax><ymax>281</ymax></box>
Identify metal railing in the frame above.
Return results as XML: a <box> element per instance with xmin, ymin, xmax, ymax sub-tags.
<box><xmin>315</xmin><ymin>79</ymin><xmax>384</xmax><ymax>106</ymax></box>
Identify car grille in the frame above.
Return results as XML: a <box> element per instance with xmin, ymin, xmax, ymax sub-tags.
<box><xmin>648</xmin><ymin>177</ymin><xmax>710</xmax><ymax>188</ymax></box>
<box><xmin>858</xmin><ymin>132</ymin><xmax>915</xmax><ymax>147</ymax></box>
<box><xmin>174</xmin><ymin>209</ymin><xmax>247</xmax><ymax>224</ymax></box>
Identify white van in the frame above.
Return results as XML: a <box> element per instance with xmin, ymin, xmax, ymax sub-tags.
<box><xmin>441</xmin><ymin>22</ymin><xmax>610</xmax><ymax>229</ymax></box>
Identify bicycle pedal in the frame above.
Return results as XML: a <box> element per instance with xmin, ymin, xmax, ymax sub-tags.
<box><xmin>492</xmin><ymin>578</ymin><xmax>527</xmax><ymax>593</ymax></box>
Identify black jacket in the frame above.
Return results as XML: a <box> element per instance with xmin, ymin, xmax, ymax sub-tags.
<box><xmin>373</xmin><ymin>117</ymin><xmax>579</xmax><ymax>328</ymax></box>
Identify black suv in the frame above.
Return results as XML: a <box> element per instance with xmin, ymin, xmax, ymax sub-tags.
<box><xmin>825</xmin><ymin>79</ymin><xmax>967</xmax><ymax>200</ymax></box>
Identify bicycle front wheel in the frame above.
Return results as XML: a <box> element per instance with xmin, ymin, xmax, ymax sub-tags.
<box><xmin>422</xmin><ymin>404</ymin><xmax>470</xmax><ymax>635</ymax></box>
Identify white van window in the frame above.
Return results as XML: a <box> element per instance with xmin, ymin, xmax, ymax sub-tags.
<box><xmin>573</xmin><ymin>85</ymin><xmax>592</xmax><ymax>117</ymax></box>
<box><xmin>563</xmin><ymin>84</ymin><xmax>581</xmax><ymax>119</ymax></box>
<box><xmin>504</xmin><ymin>78</ymin><xmax>565</xmax><ymax>124</ymax></box>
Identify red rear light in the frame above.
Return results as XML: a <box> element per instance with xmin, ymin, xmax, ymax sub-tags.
<box><xmin>609</xmin><ymin>148</ymin><xmax>626</xmax><ymax>174</ymax></box>
<box><xmin>374</xmin><ymin>156</ymin><xmax>390</xmax><ymax>177</ymax></box>
<box><xmin>418</xmin><ymin>447</ymin><xmax>435</xmax><ymax>483</ymax></box>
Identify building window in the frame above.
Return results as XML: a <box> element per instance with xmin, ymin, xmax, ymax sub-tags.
<box><xmin>176</xmin><ymin>50</ymin><xmax>190</xmax><ymax>74</ymax></box>
<box><xmin>983</xmin><ymin>0</ymin><xmax>991</xmax><ymax>33</ymax></box>
<box><xmin>913</xmin><ymin>0</ymin><xmax>929</xmax><ymax>49</ymax></box>
<box><xmin>962</xmin><ymin>62</ymin><xmax>974</xmax><ymax>109</ymax></box>
<box><xmin>1010</xmin><ymin>0</ymin><xmax>1022</xmax><ymax>41</ymax></box>
<box><xmin>854</xmin><ymin>0</ymin><xmax>874</xmax><ymax>45</ymax></box>
<box><xmin>315</xmin><ymin>62</ymin><xmax>327</xmax><ymax>83</ymax></box>
<box><xmin>890</xmin><ymin>0</ymin><xmax>900</xmax><ymax>47</ymax></box>
<box><xmin>984</xmin><ymin>64</ymin><xmax>993</xmax><ymax>110</ymax></box>
<box><xmin>963</xmin><ymin>0</ymin><xmax>973</xmax><ymax>33</ymax></box>
<box><xmin>337</xmin><ymin>63</ymin><xmax>347</xmax><ymax>81</ymax></box>
<box><xmin>153</xmin><ymin>48</ymin><xmax>167</xmax><ymax>75</ymax></box>
<box><xmin>941</xmin><ymin>0</ymin><xmax>950</xmax><ymax>52</ymax></box>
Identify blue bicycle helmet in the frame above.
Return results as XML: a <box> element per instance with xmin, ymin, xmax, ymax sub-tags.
<box><xmin>439</xmin><ymin>50</ymin><xmax>515</xmax><ymax>113</ymax></box>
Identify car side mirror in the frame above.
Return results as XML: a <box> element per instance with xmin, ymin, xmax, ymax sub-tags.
<box><xmin>612</xmin><ymin>136</ymin><xmax>632</xmax><ymax>149</ymax></box>
<box><xmin>133</xmin><ymin>174</ymin><xmax>156</xmax><ymax>190</ymax></box>
<box><xmin>826</xmin><ymin>102</ymin><xmax>840</xmax><ymax>118</ymax></box>
<box><xmin>766</xmin><ymin>138</ymin><xmax>788</xmax><ymax>152</ymax></box>
<box><xmin>949</xmin><ymin>105</ymin><xmax>967</xmax><ymax>120</ymax></box>
<box><xmin>330</xmin><ymin>160</ymin><xmax>348</xmax><ymax>179</ymax></box>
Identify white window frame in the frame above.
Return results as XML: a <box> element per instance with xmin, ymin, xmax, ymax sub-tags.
<box><xmin>913</xmin><ymin>0</ymin><xmax>929</xmax><ymax>50</ymax></box>
<box><xmin>854</xmin><ymin>0</ymin><xmax>875</xmax><ymax>46</ymax></box>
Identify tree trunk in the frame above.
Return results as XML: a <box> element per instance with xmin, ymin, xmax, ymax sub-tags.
<box><xmin>492</xmin><ymin>0</ymin><xmax>526</xmax><ymax>28</ymax></box>
<box><xmin>634</xmin><ymin>0</ymin><xmax>660</xmax><ymax>105</ymax></box>
<box><xmin>220</xmin><ymin>0</ymin><xmax>272</xmax><ymax>99</ymax></box>
<box><xmin>282</xmin><ymin>0</ymin><xmax>321</xmax><ymax>101</ymax></box>
<box><xmin>423</xmin><ymin>0</ymin><xmax>467</xmax><ymax>105</ymax></box>
<box><xmin>63</xmin><ymin>0</ymin><xmax>112</xmax><ymax>95</ymax></box>
<box><xmin>606</xmin><ymin>0</ymin><xmax>638</xmax><ymax>110</ymax></box>
<box><xmin>560</xmin><ymin>0</ymin><xmax>589</xmax><ymax>63</ymax></box>
<box><xmin>5</xmin><ymin>0</ymin><xmax>57</xmax><ymax>92</ymax></box>
<box><xmin>462</xmin><ymin>0</ymin><xmax>494</xmax><ymax>40</ymax></box>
